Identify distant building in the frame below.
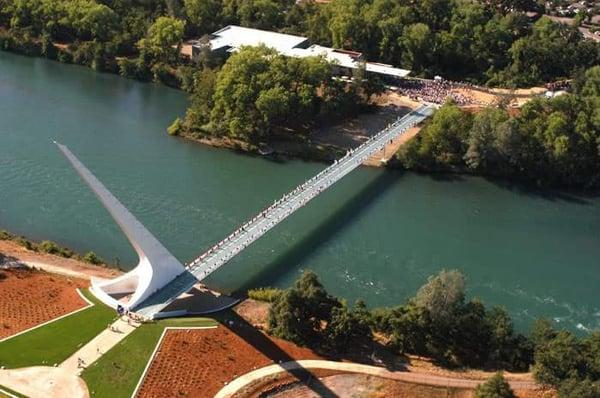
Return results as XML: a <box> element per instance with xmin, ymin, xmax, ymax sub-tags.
<box><xmin>191</xmin><ymin>25</ymin><xmax>411</xmax><ymax>81</ymax></box>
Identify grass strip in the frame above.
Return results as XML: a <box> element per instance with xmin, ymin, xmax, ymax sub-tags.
<box><xmin>0</xmin><ymin>289</ymin><xmax>116</xmax><ymax>368</ymax></box>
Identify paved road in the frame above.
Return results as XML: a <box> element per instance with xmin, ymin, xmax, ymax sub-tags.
<box><xmin>214</xmin><ymin>359</ymin><xmax>539</xmax><ymax>398</ymax></box>
<box><xmin>135</xmin><ymin>105</ymin><xmax>435</xmax><ymax>318</ymax></box>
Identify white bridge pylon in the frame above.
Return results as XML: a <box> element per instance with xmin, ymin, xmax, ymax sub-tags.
<box><xmin>55</xmin><ymin>143</ymin><xmax>186</xmax><ymax>310</ymax></box>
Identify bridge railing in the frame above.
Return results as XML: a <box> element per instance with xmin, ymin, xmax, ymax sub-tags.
<box><xmin>186</xmin><ymin>105</ymin><xmax>433</xmax><ymax>276</ymax></box>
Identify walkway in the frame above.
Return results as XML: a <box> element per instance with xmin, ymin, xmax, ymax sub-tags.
<box><xmin>0</xmin><ymin>317</ymin><xmax>138</xmax><ymax>398</ymax></box>
<box><xmin>60</xmin><ymin>317</ymin><xmax>138</xmax><ymax>374</ymax></box>
<box><xmin>135</xmin><ymin>105</ymin><xmax>435</xmax><ymax>318</ymax></box>
<box><xmin>0</xmin><ymin>367</ymin><xmax>88</xmax><ymax>398</ymax></box>
<box><xmin>214</xmin><ymin>359</ymin><xmax>539</xmax><ymax>398</ymax></box>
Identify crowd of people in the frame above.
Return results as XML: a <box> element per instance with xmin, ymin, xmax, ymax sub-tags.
<box><xmin>545</xmin><ymin>80</ymin><xmax>571</xmax><ymax>91</ymax></box>
<box><xmin>187</xmin><ymin>108</ymin><xmax>424</xmax><ymax>277</ymax></box>
<box><xmin>394</xmin><ymin>79</ymin><xmax>476</xmax><ymax>105</ymax></box>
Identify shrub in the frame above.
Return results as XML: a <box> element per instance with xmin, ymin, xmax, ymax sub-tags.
<box><xmin>151</xmin><ymin>63</ymin><xmax>178</xmax><ymax>87</ymax></box>
<box><xmin>83</xmin><ymin>251</ymin><xmax>103</xmax><ymax>265</ymax></box>
<box><xmin>16</xmin><ymin>237</ymin><xmax>34</xmax><ymax>250</ymax></box>
<box><xmin>57</xmin><ymin>49</ymin><xmax>73</xmax><ymax>64</ymax></box>
<box><xmin>39</xmin><ymin>240</ymin><xmax>73</xmax><ymax>258</ymax></box>
<box><xmin>248</xmin><ymin>287</ymin><xmax>283</xmax><ymax>302</ymax></box>
<box><xmin>167</xmin><ymin>118</ymin><xmax>182</xmax><ymax>136</ymax></box>
<box><xmin>40</xmin><ymin>240</ymin><xmax>60</xmax><ymax>255</ymax></box>
<box><xmin>475</xmin><ymin>372</ymin><xmax>515</xmax><ymax>398</ymax></box>
<box><xmin>0</xmin><ymin>230</ymin><xmax>13</xmax><ymax>240</ymax></box>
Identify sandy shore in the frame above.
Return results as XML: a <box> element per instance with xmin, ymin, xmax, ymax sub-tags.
<box><xmin>0</xmin><ymin>239</ymin><xmax>121</xmax><ymax>280</ymax></box>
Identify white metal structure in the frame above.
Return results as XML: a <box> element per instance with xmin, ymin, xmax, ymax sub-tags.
<box><xmin>55</xmin><ymin>143</ymin><xmax>186</xmax><ymax>310</ymax></box>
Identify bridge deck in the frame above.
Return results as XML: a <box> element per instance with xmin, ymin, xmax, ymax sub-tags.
<box><xmin>134</xmin><ymin>104</ymin><xmax>435</xmax><ymax>317</ymax></box>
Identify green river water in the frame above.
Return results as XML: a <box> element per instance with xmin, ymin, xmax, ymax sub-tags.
<box><xmin>1</xmin><ymin>52</ymin><xmax>599</xmax><ymax>332</ymax></box>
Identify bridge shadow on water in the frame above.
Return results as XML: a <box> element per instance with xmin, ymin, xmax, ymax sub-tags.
<box><xmin>236</xmin><ymin>169</ymin><xmax>404</xmax><ymax>292</ymax></box>
<box><xmin>214</xmin><ymin>310</ymin><xmax>340</xmax><ymax>397</ymax></box>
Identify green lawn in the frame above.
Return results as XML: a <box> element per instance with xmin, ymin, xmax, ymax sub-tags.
<box><xmin>0</xmin><ymin>289</ymin><xmax>116</xmax><ymax>368</ymax></box>
<box><xmin>82</xmin><ymin>317</ymin><xmax>217</xmax><ymax>398</ymax></box>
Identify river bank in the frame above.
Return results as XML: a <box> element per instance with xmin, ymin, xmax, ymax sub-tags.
<box><xmin>0</xmin><ymin>235</ymin><xmax>121</xmax><ymax>280</ymax></box>
<box><xmin>176</xmin><ymin>93</ymin><xmax>425</xmax><ymax>167</ymax></box>
<box><xmin>0</xmin><ymin>244</ymin><xmax>548</xmax><ymax>398</ymax></box>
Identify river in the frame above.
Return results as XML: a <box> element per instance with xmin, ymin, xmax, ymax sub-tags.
<box><xmin>1</xmin><ymin>51</ymin><xmax>599</xmax><ymax>333</ymax></box>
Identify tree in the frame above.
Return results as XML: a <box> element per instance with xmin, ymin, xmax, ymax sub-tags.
<box><xmin>464</xmin><ymin>108</ymin><xmax>509</xmax><ymax>170</ymax></box>
<box><xmin>401</xmin><ymin>23</ymin><xmax>434</xmax><ymax>74</ymax></box>
<box><xmin>184</xmin><ymin>0</ymin><xmax>222</xmax><ymax>34</ymax></box>
<box><xmin>503</xmin><ymin>17</ymin><xmax>598</xmax><ymax>86</ymax></box>
<box><xmin>83</xmin><ymin>251</ymin><xmax>102</xmax><ymax>264</ymax></box>
<box><xmin>73</xmin><ymin>2</ymin><xmax>117</xmax><ymax>41</ymax></box>
<box><xmin>237</xmin><ymin>0</ymin><xmax>284</xmax><ymax>30</ymax></box>
<box><xmin>533</xmin><ymin>330</ymin><xmax>585</xmax><ymax>386</ymax></box>
<box><xmin>579</xmin><ymin>65</ymin><xmax>600</xmax><ymax>98</ymax></box>
<box><xmin>140</xmin><ymin>16</ymin><xmax>185</xmax><ymax>63</ymax></box>
<box><xmin>325</xmin><ymin>300</ymin><xmax>371</xmax><ymax>351</ymax></box>
<box><xmin>268</xmin><ymin>271</ymin><xmax>340</xmax><ymax>345</ymax></box>
<box><xmin>583</xmin><ymin>332</ymin><xmax>600</xmax><ymax>381</ymax></box>
<box><xmin>327</xmin><ymin>0</ymin><xmax>372</xmax><ymax>52</ymax></box>
<box><xmin>558</xmin><ymin>377</ymin><xmax>600</xmax><ymax>398</ymax></box>
<box><xmin>414</xmin><ymin>269</ymin><xmax>465</xmax><ymax>325</ymax></box>
<box><xmin>475</xmin><ymin>372</ymin><xmax>516</xmax><ymax>398</ymax></box>
<box><xmin>387</xmin><ymin>303</ymin><xmax>430</xmax><ymax>355</ymax></box>
<box><xmin>398</xmin><ymin>102</ymin><xmax>473</xmax><ymax>169</ymax></box>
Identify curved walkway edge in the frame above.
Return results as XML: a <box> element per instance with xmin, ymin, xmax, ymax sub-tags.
<box><xmin>215</xmin><ymin>359</ymin><xmax>539</xmax><ymax>398</ymax></box>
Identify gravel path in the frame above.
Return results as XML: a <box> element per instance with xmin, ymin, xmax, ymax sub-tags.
<box><xmin>215</xmin><ymin>359</ymin><xmax>539</xmax><ymax>398</ymax></box>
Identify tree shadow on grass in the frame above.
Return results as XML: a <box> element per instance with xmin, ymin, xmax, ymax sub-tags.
<box><xmin>235</xmin><ymin>169</ymin><xmax>403</xmax><ymax>292</ymax></box>
<box><xmin>213</xmin><ymin>310</ymin><xmax>340</xmax><ymax>397</ymax></box>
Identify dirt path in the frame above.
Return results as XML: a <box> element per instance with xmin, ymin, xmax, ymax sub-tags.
<box><xmin>363</xmin><ymin>125</ymin><xmax>420</xmax><ymax>166</ymax></box>
<box><xmin>215</xmin><ymin>360</ymin><xmax>539</xmax><ymax>398</ymax></box>
<box><xmin>0</xmin><ymin>240</ymin><xmax>121</xmax><ymax>280</ymax></box>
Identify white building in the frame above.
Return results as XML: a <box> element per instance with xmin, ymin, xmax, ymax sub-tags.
<box><xmin>192</xmin><ymin>25</ymin><xmax>411</xmax><ymax>80</ymax></box>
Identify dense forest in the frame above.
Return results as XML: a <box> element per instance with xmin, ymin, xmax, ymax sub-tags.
<box><xmin>397</xmin><ymin>65</ymin><xmax>600</xmax><ymax>189</ymax></box>
<box><xmin>255</xmin><ymin>270</ymin><xmax>600</xmax><ymax>397</ymax></box>
<box><xmin>1</xmin><ymin>0</ymin><xmax>598</xmax><ymax>87</ymax></box>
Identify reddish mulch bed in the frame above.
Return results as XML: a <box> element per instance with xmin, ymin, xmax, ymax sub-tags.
<box><xmin>137</xmin><ymin>325</ymin><xmax>324</xmax><ymax>398</ymax></box>
<box><xmin>0</xmin><ymin>268</ymin><xmax>88</xmax><ymax>339</ymax></box>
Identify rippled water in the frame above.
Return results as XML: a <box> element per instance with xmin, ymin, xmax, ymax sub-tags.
<box><xmin>1</xmin><ymin>52</ymin><xmax>599</xmax><ymax>332</ymax></box>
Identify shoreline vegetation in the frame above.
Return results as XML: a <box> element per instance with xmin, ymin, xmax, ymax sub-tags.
<box><xmin>0</xmin><ymin>229</ymin><xmax>121</xmax><ymax>271</ymax></box>
<box><xmin>0</xmin><ymin>0</ymin><xmax>598</xmax><ymax>190</ymax></box>
<box><xmin>250</xmin><ymin>271</ymin><xmax>600</xmax><ymax>396</ymax></box>
<box><xmin>395</xmin><ymin>67</ymin><xmax>600</xmax><ymax>190</ymax></box>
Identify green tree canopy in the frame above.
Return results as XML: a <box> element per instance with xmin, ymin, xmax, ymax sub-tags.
<box><xmin>268</xmin><ymin>271</ymin><xmax>340</xmax><ymax>346</ymax></box>
<box><xmin>139</xmin><ymin>16</ymin><xmax>185</xmax><ymax>63</ymax></box>
<box><xmin>184</xmin><ymin>0</ymin><xmax>222</xmax><ymax>34</ymax></box>
<box><xmin>414</xmin><ymin>269</ymin><xmax>466</xmax><ymax>325</ymax></box>
<box><xmin>475</xmin><ymin>372</ymin><xmax>516</xmax><ymax>398</ymax></box>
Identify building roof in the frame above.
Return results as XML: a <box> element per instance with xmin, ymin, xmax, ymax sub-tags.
<box><xmin>209</xmin><ymin>25</ymin><xmax>308</xmax><ymax>54</ymax></box>
<box><xmin>365</xmin><ymin>62</ymin><xmax>411</xmax><ymax>78</ymax></box>
<box><xmin>203</xmin><ymin>25</ymin><xmax>411</xmax><ymax>79</ymax></box>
